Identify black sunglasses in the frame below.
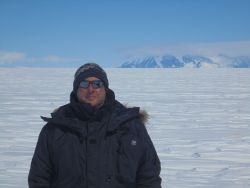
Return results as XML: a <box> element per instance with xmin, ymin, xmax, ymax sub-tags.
<box><xmin>79</xmin><ymin>80</ymin><xmax>104</xmax><ymax>89</ymax></box>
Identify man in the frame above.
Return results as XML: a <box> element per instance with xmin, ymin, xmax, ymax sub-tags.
<box><xmin>28</xmin><ymin>63</ymin><xmax>161</xmax><ymax>188</ymax></box>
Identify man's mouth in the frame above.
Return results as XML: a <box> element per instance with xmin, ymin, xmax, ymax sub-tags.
<box><xmin>87</xmin><ymin>96</ymin><xmax>96</xmax><ymax>100</ymax></box>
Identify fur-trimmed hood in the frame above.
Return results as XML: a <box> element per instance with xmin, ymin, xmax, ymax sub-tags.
<box><xmin>139</xmin><ymin>109</ymin><xmax>149</xmax><ymax>124</ymax></box>
<box><xmin>51</xmin><ymin>106</ymin><xmax>148</xmax><ymax>120</ymax></box>
<box><xmin>41</xmin><ymin>100</ymin><xmax>149</xmax><ymax>138</ymax></box>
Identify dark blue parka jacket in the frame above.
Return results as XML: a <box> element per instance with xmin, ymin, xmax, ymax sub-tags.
<box><xmin>28</xmin><ymin>89</ymin><xmax>161</xmax><ymax>188</ymax></box>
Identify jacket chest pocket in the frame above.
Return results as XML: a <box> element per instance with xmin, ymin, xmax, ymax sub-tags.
<box><xmin>52</xmin><ymin>132</ymin><xmax>84</xmax><ymax>179</ymax></box>
<box><xmin>105</xmin><ymin>133</ymin><xmax>139</xmax><ymax>187</ymax></box>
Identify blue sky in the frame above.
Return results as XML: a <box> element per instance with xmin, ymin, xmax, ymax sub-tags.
<box><xmin>0</xmin><ymin>0</ymin><xmax>250</xmax><ymax>67</ymax></box>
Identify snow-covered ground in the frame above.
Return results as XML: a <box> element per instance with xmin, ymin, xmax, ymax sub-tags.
<box><xmin>0</xmin><ymin>68</ymin><xmax>250</xmax><ymax>188</ymax></box>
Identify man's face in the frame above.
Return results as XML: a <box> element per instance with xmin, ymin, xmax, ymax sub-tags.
<box><xmin>77</xmin><ymin>77</ymin><xmax>106</xmax><ymax>108</ymax></box>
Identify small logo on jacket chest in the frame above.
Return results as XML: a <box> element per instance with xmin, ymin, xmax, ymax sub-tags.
<box><xmin>130</xmin><ymin>139</ymin><xmax>137</xmax><ymax>146</ymax></box>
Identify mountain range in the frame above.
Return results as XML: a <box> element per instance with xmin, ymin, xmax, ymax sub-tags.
<box><xmin>120</xmin><ymin>55</ymin><xmax>250</xmax><ymax>68</ymax></box>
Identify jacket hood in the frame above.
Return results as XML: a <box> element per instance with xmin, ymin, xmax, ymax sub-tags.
<box><xmin>41</xmin><ymin>105</ymin><xmax>144</xmax><ymax>130</ymax></box>
<box><xmin>41</xmin><ymin>88</ymin><xmax>148</xmax><ymax>140</ymax></box>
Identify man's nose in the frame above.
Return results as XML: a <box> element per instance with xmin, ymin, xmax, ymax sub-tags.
<box><xmin>87</xmin><ymin>84</ymin><xmax>95</xmax><ymax>92</ymax></box>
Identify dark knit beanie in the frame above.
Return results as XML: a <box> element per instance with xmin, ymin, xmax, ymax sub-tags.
<box><xmin>73</xmin><ymin>63</ymin><xmax>109</xmax><ymax>93</ymax></box>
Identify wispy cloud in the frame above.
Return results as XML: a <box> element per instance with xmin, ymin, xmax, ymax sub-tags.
<box><xmin>0</xmin><ymin>50</ymin><xmax>83</xmax><ymax>66</ymax></box>
<box><xmin>0</xmin><ymin>51</ymin><xmax>26</xmax><ymax>65</ymax></box>
<box><xmin>42</xmin><ymin>55</ymin><xmax>83</xmax><ymax>63</ymax></box>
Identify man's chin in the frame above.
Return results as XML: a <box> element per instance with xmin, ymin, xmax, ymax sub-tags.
<box><xmin>84</xmin><ymin>99</ymin><xmax>104</xmax><ymax>109</ymax></box>
<box><xmin>86</xmin><ymin>101</ymin><xmax>96</xmax><ymax>106</ymax></box>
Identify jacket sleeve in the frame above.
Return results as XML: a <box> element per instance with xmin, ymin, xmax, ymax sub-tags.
<box><xmin>136</xmin><ymin>123</ymin><xmax>162</xmax><ymax>188</ymax></box>
<box><xmin>28</xmin><ymin>125</ymin><xmax>54</xmax><ymax>188</ymax></box>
